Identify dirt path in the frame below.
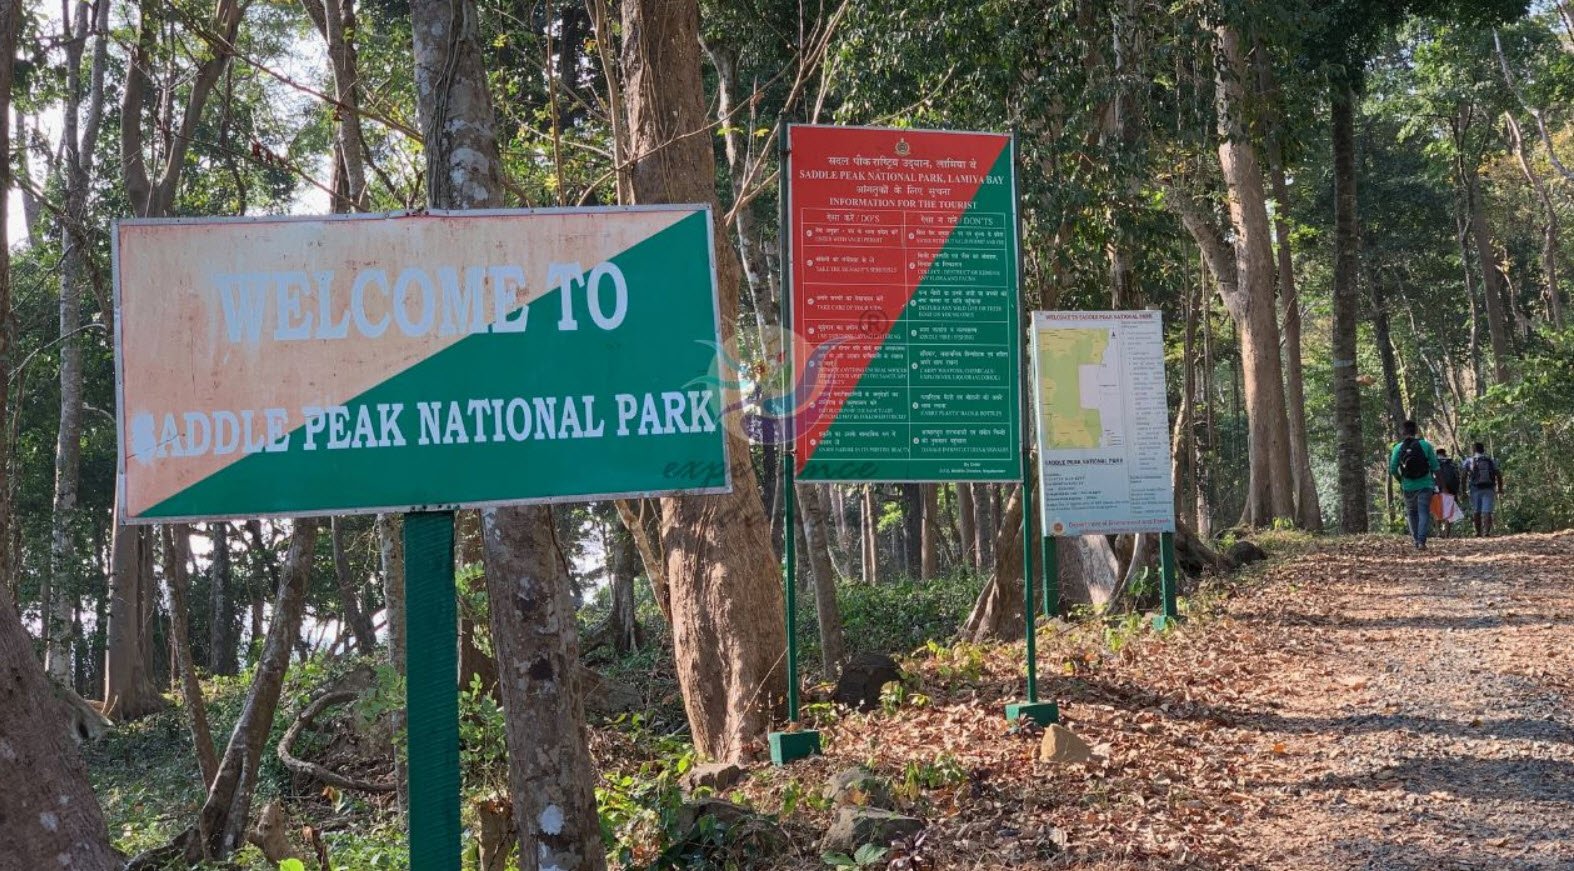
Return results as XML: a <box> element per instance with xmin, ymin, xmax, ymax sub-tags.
<box><xmin>746</xmin><ymin>532</ymin><xmax>1574</xmax><ymax>870</ymax></box>
<box><xmin>1229</xmin><ymin>533</ymin><xmax>1574</xmax><ymax>870</ymax></box>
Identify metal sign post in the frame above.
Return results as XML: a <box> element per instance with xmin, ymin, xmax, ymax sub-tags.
<box><xmin>405</xmin><ymin>511</ymin><xmax>459</xmax><ymax>871</ymax></box>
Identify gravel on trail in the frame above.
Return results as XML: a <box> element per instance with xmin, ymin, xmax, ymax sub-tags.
<box><xmin>731</xmin><ymin>532</ymin><xmax>1574</xmax><ymax>870</ymax></box>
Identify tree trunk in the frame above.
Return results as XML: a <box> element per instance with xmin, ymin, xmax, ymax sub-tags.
<box><xmin>480</xmin><ymin>508</ymin><xmax>608</xmax><ymax>871</ymax></box>
<box><xmin>409</xmin><ymin>0</ymin><xmax>608</xmax><ymax>863</ymax></box>
<box><xmin>44</xmin><ymin>0</ymin><xmax>110</xmax><ymax>684</ymax></box>
<box><xmin>860</xmin><ymin>486</ymin><xmax>879</xmax><ymax>585</ymax></box>
<box><xmin>0</xmin><ymin>0</ymin><xmax>115</xmax><ymax>858</ymax></box>
<box><xmin>899</xmin><ymin>484</ymin><xmax>922</xmax><ymax>577</ymax></box>
<box><xmin>621</xmin><ymin>0</ymin><xmax>788</xmax><ymax>762</ymax></box>
<box><xmin>956</xmin><ymin>484</ymin><xmax>976</xmax><ymax>570</ymax></box>
<box><xmin>615</xmin><ymin>499</ymin><xmax>670</xmax><ymax>624</ymax></box>
<box><xmin>1464</xmin><ymin>161</ymin><xmax>1513</xmax><ymax>383</ymax></box>
<box><xmin>1504</xmin><ymin>111</ymin><xmax>1566</xmax><ymax>329</ymax></box>
<box><xmin>797</xmin><ymin>484</ymin><xmax>846</xmax><ymax>676</ymax></box>
<box><xmin>209</xmin><ymin>523</ymin><xmax>237</xmax><ymax>675</ymax></box>
<box><xmin>920</xmin><ymin>484</ymin><xmax>941</xmax><ymax>580</ymax></box>
<box><xmin>1266</xmin><ymin>150</ymin><xmax>1322</xmax><ymax>530</ymax></box>
<box><xmin>330</xmin><ymin>517</ymin><xmax>377</xmax><ymax>653</ymax></box>
<box><xmin>103</xmin><ymin>520</ymin><xmax>165</xmax><ymax>719</ymax></box>
<box><xmin>1330</xmin><ymin>83</ymin><xmax>1368</xmax><ymax>533</ymax></box>
<box><xmin>160</xmin><ymin>525</ymin><xmax>219</xmax><ymax>789</ymax></box>
<box><xmin>1370</xmin><ymin>274</ymin><xmax>1407</xmax><ymax>436</ymax></box>
<box><xmin>375</xmin><ymin>512</ymin><xmax>407</xmax><ymax>811</ymax></box>
<box><xmin>962</xmin><ymin>485</ymin><xmax>1024</xmax><ymax>642</ymax></box>
<box><xmin>975</xmin><ymin>484</ymin><xmax>996</xmax><ymax>571</ymax></box>
<box><xmin>191</xmin><ymin>521</ymin><xmax>319</xmax><ymax>860</ymax></box>
<box><xmin>607</xmin><ymin>523</ymin><xmax>642</xmax><ymax>655</ymax></box>
<box><xmin>1213</xmin><ymin>23</ymin><xmax>1296</xmax><ymax>527</ymax></box>
<box><xmin>0</xmin><ymin>588</ymin><xmax>120</xmax><ymax>869</ymax></box>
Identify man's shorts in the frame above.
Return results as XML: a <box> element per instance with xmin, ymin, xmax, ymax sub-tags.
<box><xmin>1471</xmin><ymin>488</ymin><xmax>1496</xmax><ymax>515</ymax></box>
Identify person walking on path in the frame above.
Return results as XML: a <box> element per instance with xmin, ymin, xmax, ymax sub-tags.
<box><xmin>1463</xmin><ymin>442</ymin><xmax>1505</xmax><ymax>537</ymax></box>
<box><xmin>1389</xmin><ymin>420</ymin><xmax>1440</xmax><ymax>549</ymax></box>
<box><xmin>1432</xmin><ymin>448</ymin><xmax>1465</xmax><ymax>537</ymax></box>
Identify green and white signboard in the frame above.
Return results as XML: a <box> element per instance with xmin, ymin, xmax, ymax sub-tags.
<box><xmin>114</xmin><ymin>206</ymin><xmax>729</xmax><ymax>522</ymax></box>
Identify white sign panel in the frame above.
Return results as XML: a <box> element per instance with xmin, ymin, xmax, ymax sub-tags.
<box><xmin>1030</xmin><ymin>310</ymin><xmax>1175</xmax><ymax>536</ymax></box>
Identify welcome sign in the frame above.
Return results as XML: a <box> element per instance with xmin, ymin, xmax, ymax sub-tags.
<box><xmin>114</xmin><ymin>206</ymin><xmax>729</xmax><ymax>523</ymax></box>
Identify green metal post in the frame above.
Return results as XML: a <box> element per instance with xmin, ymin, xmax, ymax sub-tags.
<box><xmin>1022</xmin><ymin>487</ymin><xmax>1036</xmax><ymax>704</ymax></box>
<box><xmin>784</xmin><ymin>458</ymin><xmax>799</xmax><ymax>722</ymax></box>
<box><xmin>404</xmin><ymin>511</ymin><xmax>459</xmax><ymax>871</ymax></box>
<box><xmin>1159</xmin><ymin>530</ymin><xmax>1178</xmax><ymax>622</ymax></box>
<box><xmin>1042</xmin><ymin>535</ymin><xmax>1058</xmax><ymax>620</ymax></box>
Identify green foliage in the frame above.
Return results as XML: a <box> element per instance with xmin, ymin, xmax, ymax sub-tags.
<box><xmin>798</xmin><ymin>572</ymin><xmax>984</xmax><ymax>673</ymax></box>
<box><xmin>1462</xmin><ymin>330</ymin><xmax>1574</xmax><ymax>532</ymax></box>
<box><xmin>595</xmin><ymin>714</ymin><xmax>696</xmax><ymax>866</ymax></box>
<box><xmin>900</xmin><ymin>752</ymin><xmax>966</xmax><ymax>797</ymax></box>
<box><xmin>823</xmin><ymin>843</ymin><xmax>890</xmax><ymax>867</ymax></box>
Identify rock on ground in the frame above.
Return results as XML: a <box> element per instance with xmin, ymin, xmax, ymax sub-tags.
<box><xmin>833</xmin><ymin>653</ymin><xmax>904</xmax><ymax>711</ymax></box>
<box><xmin>1039</xmin><ymin>724</ymin><xmax>1092</xmax><ymax>764</ymax></box>
<box><xmin>681</xmin><ymin>762</ymin><xmax>744</xmax><ymax>795</ymax></box>
<box><xmin>818</xmin><ymin>806</ymin><xmax>924</xmax><ymax>855</ymax></box>
<box><xmin>823</xmin><ymin>767</ymin><xmax>895</xmax><ymax>809</ymax></box>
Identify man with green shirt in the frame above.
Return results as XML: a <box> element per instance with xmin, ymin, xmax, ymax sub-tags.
<box><xmin>1388</xmin><ymin>420</ymin><xmax>1440</xmax><ymax>550</ymax></box>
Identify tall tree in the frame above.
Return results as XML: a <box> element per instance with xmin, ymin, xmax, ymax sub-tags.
<box><xmin>188</xmin><ymin>522</ymin><xmax>319</xmax><ymax>860</ymax></box>
<box><xmin>1330</xmin><ymin>83</ymin><xmax>1369</xmax><ymax>532</ymax></box>
<box><xmin>409</xmin><ymin>0</ymin><xmax>607</xmax><ymax>865</ymax></box>
<box><xmin>1211</xmin><ymin>21</ymin><xmax>1296</xmax><ymax>526</ymax></box>
<box><xmin>0</xmin><ymin>1</ymin><xmax>118</xmax><ymax>859</ymax></box>
<box><xmin>43</xmin><ymin>0</ymin><xmax>111</xmax><ymax>683</ymax></box>
<box><xmin>107</xmin><ymin>0</ymin><xmax>248</xmax><ymax>719</ymax></box>
<box><xmin>620</xmin><ymin>0</ymin><xmax>789</xmax><ymax>762</ymax></box>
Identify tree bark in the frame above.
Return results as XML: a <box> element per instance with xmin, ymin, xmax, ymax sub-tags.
<box><xmin>920</xmin><ymin>484</ymin><xmax>941</xmax><ymax>580</ymax></box>
<box><xmin>480</xmin><ymin>508</ymin><xmax>608</xmax><ymax>871</ymax></box>
<box><xmin>956</xmin><ymin>483</ymin><xmax>976</xmax><ymax>570</ymax></box>
<box><xmin>301</xmin><ymin>0</ymin><xmax>368</xmax><ymax>210</ymax></box>
<box><xmin>44</xmin><ymin>0</ymin><xmax>111</xmax><ymax>684</ymax></box>
<box><xmin>209</xmin><ymin>523</ymin><xmax>238</xmax><ymax>675</ymax></box>
<box><xmin>797</xmin><ymin>484</ymin><xmax>845</xmax><ymax>675</ymax></box>
<box><xmin>1504</xmin><ymin>111</ymin><xmax>1566</xmax><ymax>329</ymax></box>
<box><xmin>0</xmin><ymin>588</ymin><xmax>120</xmax><ymax>869</ymax></box>
<box><xmin>1463</xmin><ymin>156</ymin><xmax>1513</xmax><ymax>383</ymax></box>
<box><xmin>962</xmin><ymin>485</ymin><xmax>1024</xmax><ymax>642</ymax></box>
<box><xmin>975</xmin><ymin>484</ymin><xmax>996</xmax><ymax>570</ymax></box>
<box><xmin>191</xmin><ymin>521</ymin><xmax>319</xmax><ymax>860</ymax></box>
<box><xmin>900</xmin><ymin>484</ymin><xmax>923</xmax><ymax>577</ymax></box>
<box><xmin>410</xmin><ymin>0</ymin><xmax>608</xmax><ymax>864</ymax></box>
<box><xmin>606</xmin><ymin>522</ymin><xmax>642</xmax><ymax>655</ymax></box>
<box><xmin>330</xmin><ymin>517</ymin><xmax>377</xmax><ymax>653</ymax></box>
<box><xmin>1266</xmin><ymin>148</ymin><xmax>1322</xmax><ymax>530</ymax></box>
<box><xmin>375</xmin><ymin>512</ymin><xmax>407</xmax><ymax>810</ymax></box>
<box><xmin>620</xmin><ymin>0</ymin><xmax>788</xmax><ymax>762</ymax></box>
<box><xmin>615</xmin><ymin>499</ymin><xmax>670</xmax><ymax>624</ymax></box>
<box><xmin>1212</xmin><ymin>23</ymin><xmax>1296</xmax><ymax>527</ymax></box>
<box><xmin>860</xmin><ymin>485</ymin><xmax>879</xmax><ymax>585</ymax></box>
<box><xmin>161</xmin><ymin>525</ymin><xmax>219</xmax><ymax>789</ymax></box>
<box><xmin>0</xmin><ymin>0</ymin><xmax>116</xmax><ymax>859</ymax></box>
<box><xmin>1330</xmin><ymin>83</ymin><xmax>1368</xmax><ymax>533</ymax></box>
<box><xmin>1370</xmin><ymin>274</ymin><xmax>1407</xmax><ymax>436</ymax></box>
<box><xmin>104</xmin><ymin>520</ymin><xmax>164</xmax><ymax>719</ymax></box>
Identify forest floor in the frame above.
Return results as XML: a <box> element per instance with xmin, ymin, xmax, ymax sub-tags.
<box><xmin>88</xmin><ymin>531</ymin><xmax>1574</xmax><ymax>870</ymax></box>
<box><xmin>735</xmin><ymin>531</ymin><xmax>1574</xmax><ymax>870</ymax></box>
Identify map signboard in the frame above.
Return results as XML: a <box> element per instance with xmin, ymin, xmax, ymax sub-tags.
<box><xmin>114</xmin><ymin>206</ymin><xmax>729</xmax><ymax>523</ymax></box>
<box><xmin>786</xmin><ymin>124</ymin><xmax>1021</xmax><ymax>482</ymax></box>
<box><xmin>1030</xmin><ymin>310</ymin><xmax>1175</xmax><ymax>535</ymax></box>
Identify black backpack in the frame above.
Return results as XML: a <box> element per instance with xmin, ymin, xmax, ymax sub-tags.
<box><xmin>1436</xmin><ymin>458</ymin><xmax>1460</xmax><ymax>492</ymax></box>
<box><xmin>1471</xmin><ymin>456</ymin><xmax>1496</xmax><ymax>488</ymax></box>
<box><xmin>1398</xmin><ymin>438</ymin><xmax>1430</xmax><ymax>480</ymax></box>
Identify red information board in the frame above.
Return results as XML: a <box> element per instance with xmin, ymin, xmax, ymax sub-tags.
<box><xmin>786</xmin><ymin>125</ymin><xmax>1021</xmax><ymax>482</ymax></box>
